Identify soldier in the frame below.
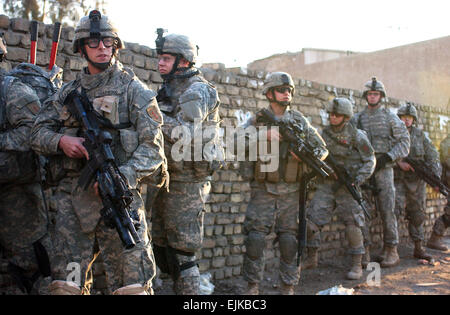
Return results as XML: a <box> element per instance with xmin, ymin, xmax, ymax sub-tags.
<box><xmin>241</xmin><ymin>72</ymin><xmax>328</xmax><ymax>295</ymax></box>
<box><xmin>394</xmin><ymin>103</ymin><xmax>441</xmax><ymax>260</ymax></box>
<box><xmin>0</xmin><ymin>34</ymin><xmax>53</xmax><ymax>294</ymax></box>
<box><xmin>350</xmin><ymin>77</ymin><xmax>410</xmax><ymax>268</ymax></box>
<box><xmin>151</xmin><ymin>32</ymin><xmax>223</xmax><ymax>295</ymax></box>
<box><xmin>427</xmin><ymin>134</ymin><xmax>450</xmax><ymax>251</ymax></box>
<box><xmin>307</xmin><ymin>97</ymin><xmax>375</xmax><ymax>280</ymax></box>
<box><xmin>30</xmin><ymin>11</ymin><xmax>167</xmax><ymax>295</ymax></box>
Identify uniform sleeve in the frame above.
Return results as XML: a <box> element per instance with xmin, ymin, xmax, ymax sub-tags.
<box><xmin>423</xmin><ymin>132</ymin><xmax>442</xmax><ymax>177</ymax></box>
<box><xmin>119</xmin><ymin>80</ymin><xmax>166</xmax><ymax>189</ymax></box>
<box><xmin>302</xmin><ymin>116</ymin><xmax>328</xmax><ymax>161</ymax></box>
<box><xmin>355</xmin><ymin>129</ymin><xmax>376</xmax><ymax>183</ymax></box>
<box><xmin>0</xmin><ymin>81</ymin><xmax>41</xmax><ymax>152</ymax></box>
<box><xmin>30</xmin><ymin>90</ymin><xmax>66</xmax><ymax>155</ymax></box>
<box><xmin>387</xmin><ymin>113</ymin><xmax>410</xmax><ymax>161</ymax></box>
<box><xmin>441</xmin><ymin>136</ymin><xmax>450</xmax><ymax>170</ymax></box>
<box><xmin>163</xmin><ymin>82</ymin><xmax>217</xmax><ymax>143</ymax></box>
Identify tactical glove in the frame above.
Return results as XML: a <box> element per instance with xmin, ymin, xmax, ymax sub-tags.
<box><xmin>376</xmin><ymin>153</ymin><xmax>392</xmax><ymax>171</ymax></box>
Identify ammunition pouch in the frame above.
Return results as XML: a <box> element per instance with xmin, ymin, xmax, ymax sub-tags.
<box><xmin>0</xmin><ymin>151</ymin><xmax>38</xmax><ymax>185</ymax></box>
<box><xmin>255</xmin><ymin>155</ymin><xmax>303</xmax><ymax>183</ymax></box>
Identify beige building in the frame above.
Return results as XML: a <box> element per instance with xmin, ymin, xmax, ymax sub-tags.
<box><xmin>248</xmin><ymin>36</ymin><xmax>450</xmax><ymax>109</ymax></box>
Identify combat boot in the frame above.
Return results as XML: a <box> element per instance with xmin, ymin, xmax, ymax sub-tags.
<box><xmin>346</xmin><ymin>254</ymin><xmax>363</xmax><ymax>280</ymax></box>
<box><xmin>280</xmin><ymin>283</ymin><xmax>295</xmax><ymax>295</ymax></box>
<box><xmin>302</xmin><ymin>247</ymin><xmax>318</xmax><ymax>270</ymax></box>
<box><xmin>413</xmin><ymin>241</ymin><xmax>432</xmax><ymax>261</ymax></box>
<box><xmin>361</xmin><ymin>246</ymin><xmax>371</xmax><ymax>268</ymax></box>
<box><xmin>113</xmin><ymin>284</ymin><xmax>149</xmax><ymax>295</ymax></box>
<box><xmin>380</xmin><ymin>245</ymin><xmax>400</xmax><ymax>268</ymax></box>
<box><xmin>48</xmin><ymin>280</ymin><xmax>81</xmax><ymax>295</ymax></box>
<box><xmin>372</xmin><ymin>246</ymin><xmax>387</xmax><ymax>263</ymax></box>
<box><xmin>244</xmin><ymin>282</ymin><xmax>259</xmax><ymax>295</ymax></box>
<box><xmin>426</xmin><ymin>232</ymin><xmax>448</xmax><ymax>251</ymax></box>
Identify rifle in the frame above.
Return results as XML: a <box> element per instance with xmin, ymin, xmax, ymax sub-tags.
<box><xmin>297</xmin><ymin>172</ymin><xmax>316</xmax><ymax>266</ymax></box>
<box><xmin>256</xmin><ymin>108</ymin><xmax>333</xmax><ymax>178</ymax></box>
<box><xmin>255</xmin><ymin>108</ymin><xmax>333</xmax><ymax>266</ymax></box>
<box><xmin>403</xmin><ymin>157</ymin><xmax>448</xmax><ymax>197</ymax></box>
<box><xmin>325</xmin><ymin>154</ymin><xmax>372</xmax><ymax>220</ymax></box>
<box><xmin>64</xmin><ymin>89</ymin><xmax>141</xmax><ymax>249</ymax></box>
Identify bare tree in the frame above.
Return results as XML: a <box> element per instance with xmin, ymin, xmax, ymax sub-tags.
<box><xmin>3</xmin><ymin>0</ymin><xmax>108</xmax><ymax>26</ymax></box>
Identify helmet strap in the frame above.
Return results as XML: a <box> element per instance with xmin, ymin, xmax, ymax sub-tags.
<box><xmin>161</xmin><ymin>54</ymin><xmax>197</xmax><ymax>81</ymax></box>
<box><xmin>81</xmin><ymin>45</ymin><xmax>115</xmax><ymax>71</ymax></box>
<box><xmin>269</xmin><ymin>89</ymin><xmax>290</xmax><ymax>107</ymax></box>
<box><xmin>366</xmin><ymin>94</ymin><xmax>381</xmax><ymax>107</ymax></box>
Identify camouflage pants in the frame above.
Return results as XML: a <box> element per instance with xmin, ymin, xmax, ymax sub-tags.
<box><xmin>368</xmin><ymin>167</ymin><xmax>399</xmax><ymax>246</ymax></box>
<box><xmin>243</xmin><ymin>184</ymin><xmax>300</xmax><ymax>286</ymax></box>
<box><xmin>432</xmin><ymin>195</ymin><xmax>450</xmax><ymax>236</ymax></box>
<box><xmin>0</xmin><ymin>183</ymin><xmax>52</xmax><ymax>295</ymax></box>
<box><xmin>51</xmin><ymin>179</ymin><xmax>155</xmax><ymax>294</ymax></box>
<box><xmin>395</xmin><ymin>177</ymin><xmax>427</xmax><ymax>241</ymax></box>
<box><xmin>306</xmin><ymin>181</ymin><xmax>365</xmax><ymax>255</ymax></box>
<box><xmin>152</xmin><ymin>180</ymin><xmax>211</xmax><ymax>294</ymax></box>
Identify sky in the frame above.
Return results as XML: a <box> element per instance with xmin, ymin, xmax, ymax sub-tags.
<box><xmin>105</xmin><ymin>0</ymin><xmax>449</xmax><ymax>68</ymax></box>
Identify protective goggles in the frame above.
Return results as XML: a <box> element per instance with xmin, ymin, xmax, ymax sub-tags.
<box><xmin>84</xmin><ymin>37</ymin><xmax>115</xmax><ymax>49</ymax></box>
<box><xmin>274</xmin><ymin>86</ymin><xmax>293</xmax><ymax>94</ymax></box>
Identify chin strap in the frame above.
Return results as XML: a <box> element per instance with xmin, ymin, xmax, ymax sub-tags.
<box><xmin>270</xmin><ymin>89</ymin><xmax>290</xmax><ymax>107</ymax></box>
<box><xmin>81</xmin><ymin>46</ymin><xmax>115</xmax><ymax>71</ymax></box>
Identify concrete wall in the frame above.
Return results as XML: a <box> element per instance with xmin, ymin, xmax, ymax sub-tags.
<box><xmin>248</xmin><ymin>36</ymin><xmax>450</xmax><ymax>110</ymax></box>
<box><xmin>0</xmin><ymin>16</ymin><xmax>448</xmax><ymax>290</ymax></box>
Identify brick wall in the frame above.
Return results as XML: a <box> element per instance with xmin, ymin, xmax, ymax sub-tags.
<box><xmin>0</xmin><ymin>16</ymin><xmax>448</xmax><ymax>289</ymax></box>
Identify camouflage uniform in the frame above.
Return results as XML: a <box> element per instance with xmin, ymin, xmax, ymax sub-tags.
<box><xmin>243</xmin><ymin>105</ymin><xmax>328</xmax><ymax>288</ymax></box>
<box><xmin>306</xmin><ymin>98</ymin><xmax>375</xmax><ymax>278</ymax></box>
<box><xmin>151</xmin><ymin>66</ymin><xmax>221</xmax><ymax>295</ymax></box>
<box><xmin>308</xmin><ymin>123</ymin><xmax>375</xmax><ymax>242</ymax></box>
<box><xmin>31</xmin><ymin>60</ymin><xmax>166</xmax><ymax>294</ymax></box>
<box><xmin>394</xmin><ymin>126</ymin><xmax>441</xmax><ymax>242</ymax></box>
<box><xmin>350</xmin><ymin>104</ymin><xmax>410</xmax><ymax>247</ymax></box>
<box><xmin>427</xmin><ymin>135</ymin><xmax>450</xmax><ymax>250</ymax></box>
<box><xmin>0</xmin><ymin>76</ymin><xmax>52</xmax><ymax>294</ymax></box>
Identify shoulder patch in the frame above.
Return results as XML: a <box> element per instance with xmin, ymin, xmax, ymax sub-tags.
<box><xmin>26</xmin><ymin>101</ymin><xmax>41</xmax><ymax>115</ymax></box>
<box><xmin>147</xmin><ymin>102</ymin><xmax>162</xmax><ymax>124</ymax></box>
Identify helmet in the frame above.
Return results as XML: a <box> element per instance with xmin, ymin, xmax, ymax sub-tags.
<box><xmin>72</xmin><ymin>10</ymin><xmax>123</xmax><ymax>53</ymax></box>
<box><xmin>327</xmin><ymin>97</ymin><xmax>353</xmax><ymax>118</ymax></box>
<box><xmin>0</xmin><ymin>32</ymin><xmax>7</xmax><ymax>62</ymax></box>
<box><xmin>156</xmin><ymin>33</ymin><xmax>198</xmax><ymax>64</ymax></box>
<box><xmin>362</xmin><ymin>76</ymin><xmax>386</xmax><ymax>98</ymax></box>
<box><xmin>397</xmin><ymin>102</ymin><xmax>418</xmax><ymax>121</ymax></box>
<box><xmin>262</xmin><ymin>72</ymin><xmax>295</xmax><ymax>96</ymax></box>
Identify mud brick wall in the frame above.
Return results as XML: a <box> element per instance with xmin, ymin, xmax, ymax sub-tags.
<box><xmin>0</xmin><ymin>16</ymin><xmax>448</xmax><ymax>289</ymax></box>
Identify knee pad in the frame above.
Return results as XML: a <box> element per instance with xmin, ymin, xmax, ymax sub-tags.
<box><xmin>307</xmin><ymin>220</ymin><xmax>320</xmax><ymax>238</ymax></box>
<box><xmin>176</xmin><ymin>254</ymin><xmax>200</xmax><ymax>279</ymax></box>
<box><xmin>166</xmin><ymin>247</ymin><xmax>197</xmax><ymax>281</ymax></box>
<box><xmin>48</xmin><ymin>280</ymin><xmax>81</xmax><ymax>295</ymax></box>
<box><xmin>153</xmin><ymin>244</ymin><xmax>170</xmax><ymax>275</ymax></box>
<box><xmin>278</xmin><ymin>233</ymin><xmax>297</xmax><ymax>263</ymax></box>
<box><xmin>245</xmin><ymin>231</ymin><xmax>265</xmax><ymax>260</ymax></box>
<box><xmin>346</xmin><ymin>225</ymin><xmax>364</xmax><ymax>250</ymax></box>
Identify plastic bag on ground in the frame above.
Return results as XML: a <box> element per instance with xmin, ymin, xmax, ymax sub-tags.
<box><xmin>317</xmin><ymin>285</ymin><xmax>354</xmax><ymax>295</ymax></box>
<box><xmin>199</xmin><ymin>273</ymin><xmax>215</xmax><ymax>295</ymax></box>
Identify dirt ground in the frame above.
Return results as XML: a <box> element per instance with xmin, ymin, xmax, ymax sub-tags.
<box><xmin>154</xmin><ymin>236</ymin><xmax>450</xmax><ymax>295</ymax></box>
